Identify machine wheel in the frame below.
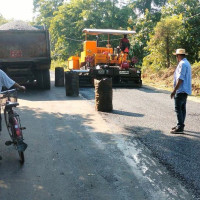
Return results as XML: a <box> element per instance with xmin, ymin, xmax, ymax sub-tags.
<box><xmin>137</xmin><ymin>79</ymin><xmax>142</xmax><ymax>87</ymax></box>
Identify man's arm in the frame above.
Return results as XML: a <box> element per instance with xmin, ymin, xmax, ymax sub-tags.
<box><xmin>13</xmin><ymin>83</ymin><xmax>26</xmax><ymax>92</ymax></box>
<box><xmin>170</xmin><ymin>79</ymin><xmax>183</xmax><ymax>99</ymax></box>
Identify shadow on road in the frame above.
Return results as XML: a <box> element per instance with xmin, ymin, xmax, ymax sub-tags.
<box><xmin>0</xmin><ymin>105</ymin><xmax>142</xmax><ymax>200</ymax></box>
<box><xmin>110</xmin><ymin>110</ymin><xmax>144</xmax><ymax>117</ymax></box>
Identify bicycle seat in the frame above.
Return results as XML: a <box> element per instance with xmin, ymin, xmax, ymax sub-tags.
<box><xmin>5</xmin><ymin>102</ymin><xmax>19</xmax><ymax>108</ymax></box>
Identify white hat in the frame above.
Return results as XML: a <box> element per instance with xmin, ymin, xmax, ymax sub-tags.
<box><xmin>173</xmin><ymin>48</ymin><xmax>188</xmax><ymax>55</ymax></box>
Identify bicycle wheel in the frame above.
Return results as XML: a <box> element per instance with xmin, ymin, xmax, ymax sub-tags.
<box><xmin>5</xmin><ymin>110</ymin><xmax>26</xmax><ymax>163</ymax></box>
<box><xmin>4</xmin><ymin>109</ymin><xmax>14</xmax><ymax>139</ymax></box>
<box><xmin>18</xmin><ymin>151</ymin><xmax>24</xmax><ymax>164</ymax></box>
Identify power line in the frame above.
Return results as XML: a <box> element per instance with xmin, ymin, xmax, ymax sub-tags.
<box><xmin>65</xmin><ymin>36</ymin><xmax>122</xmax><ymax>43</ymax></box>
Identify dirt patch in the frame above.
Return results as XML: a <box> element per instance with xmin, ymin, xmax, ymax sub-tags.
<box><xmin>142</xmin><ymin>64</ymin><xmax>200</xmax><ymax>97</ymax></box>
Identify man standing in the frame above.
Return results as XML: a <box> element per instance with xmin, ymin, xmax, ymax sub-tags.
<box><xmin>120</xmin><ymin>34</ymin><xmax>130</xmax><ymax>53</ymax></box>
<box><xmin>170</xmin><ymin>49</ymin><xmax>192</xmax><ymax>134</ymax></box>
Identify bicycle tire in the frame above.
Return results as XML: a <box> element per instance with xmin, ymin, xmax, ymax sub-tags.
<box><xmin>18</xmin><ymin>151</ymin><xmax>24</xmax><ymax>164</ymax></box>
<box><xmin>4</xmin><ymin>110</ymin><xmax>25</xmax><ymax>164</ymax></box>
<box><xmin>4</xmin><ymin>109</ymin><xmax>13</xmax><ymax>139</ymax></box>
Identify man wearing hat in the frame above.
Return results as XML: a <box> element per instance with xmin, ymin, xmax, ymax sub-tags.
<box><xmin>170</xmin><ymin>48</ymin><xmax>192</xmax><ymax>134</ymax></box>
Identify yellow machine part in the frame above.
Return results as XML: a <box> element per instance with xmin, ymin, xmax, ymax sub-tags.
<box><xmin>84</xmin><ymin>41</ymin><xmax>97</xmax><ymax>52</ymax></box>
<box><xmin>69</xmin><ymin>40</ymin><xmax>130</xmax><ymax>69</ymax></box>
<box><xmin>80</xmin><ymin>40</ymin><xmax>115</xmax><ymax>66</ymax></box>
<box><xmin>95</xmin><ymin>54</ymin><xmax>108</xmax><ymax>64</ymax></box>
<box><xmin>68</xmin><ymin>56</ymin><xmax>80</xmax><ymax>70</ymax></box>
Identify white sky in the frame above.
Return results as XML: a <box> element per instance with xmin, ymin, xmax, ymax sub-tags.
<box><xmin>0</xmin><ymin>0</ymin><xmax>34</xmax><ymax>21</ymax></box>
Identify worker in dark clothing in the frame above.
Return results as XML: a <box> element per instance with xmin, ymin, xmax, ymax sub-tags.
<box><xmin>120</xmin><ymin>34</ymin><xmax>130</xmax><ymax>53</ymax></box>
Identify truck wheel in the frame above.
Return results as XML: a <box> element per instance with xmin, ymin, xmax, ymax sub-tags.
<box><xmin>42</xmin><ymin>69</ymin><xmax>51</xmax><ymax>90</ymax></box>
<box><xmin>36</xmin><ymin>72</ymin><xmax>44</xmax><ymax>89</ymax></box>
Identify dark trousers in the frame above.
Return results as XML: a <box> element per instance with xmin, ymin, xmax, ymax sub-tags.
<box><xmin>174</xmin><ymin>93</ymin><xmax>188</xmax><ymax>129</ymax></box>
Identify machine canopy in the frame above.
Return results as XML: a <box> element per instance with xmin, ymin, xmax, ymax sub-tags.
<box><xmin>82</xmin><ymin>29</ymin><xmax>136</xmax><ymax>35</ymax></box>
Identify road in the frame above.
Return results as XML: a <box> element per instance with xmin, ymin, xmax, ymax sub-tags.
<box><xmin>0</xmin><ymin>73</ymin><xmax>199</xmax><ymax>200</ymax></box>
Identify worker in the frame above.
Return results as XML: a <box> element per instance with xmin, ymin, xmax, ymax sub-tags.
<box><xmin>120</xmin><ymin>34</ymin><xmax>130</xmax><ymax>53</ymax></box>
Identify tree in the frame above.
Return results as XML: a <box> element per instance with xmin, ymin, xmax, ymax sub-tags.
<box><xmin>143</xmin><ymin>15</ymin><xmax>184</xmax><ymax>70</ymax></box>
<box><xmin>50</xmin><ymin>0</ymin><xmax>136</xmax><ymax>60</ymax></box>
<box><xmin>162</xmin><ymin>0</ymin><xmax>200</xmax><ymax>62</ymax></box>
<box><xmin>0</xmin><ymin>14</ymin><xmax>8</xmax><ymax>25</ymax></box>
<box><xmin>130</xmin><ymin>10</ymin><xmax>161</xmax><ymax>65</ymax></box>
<box><xmin>131</xmin><ymin>0</ymin><xmax>167</xmax><ymax>14</ymax></box>
<box><xmin>33</xmin><ymin>0</ymin><xmax>64</xmax><ymax>27</ymax></box>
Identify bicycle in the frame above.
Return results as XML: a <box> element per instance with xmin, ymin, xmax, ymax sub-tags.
<box><xmin>0</xmin><ymin>89</ymin><xmax>27</xmax><ymax>164</ymax></box>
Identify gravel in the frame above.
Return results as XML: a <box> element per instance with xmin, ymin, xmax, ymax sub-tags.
<box><xmin>0</xmin><ymin>20</ymin><xmax>39</xmax><ymax>30</ymax></box>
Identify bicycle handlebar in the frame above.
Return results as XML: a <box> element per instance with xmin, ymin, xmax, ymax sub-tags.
<box><xmin>0</xmin><ymin>89</ymin><xmax>17</xmax><ymax>95</ymax></box>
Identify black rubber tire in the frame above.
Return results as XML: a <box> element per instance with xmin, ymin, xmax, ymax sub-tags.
<box><xmin>18</xmin><ymin>151</ymin><xmax>24</xmax><ymax>164</ymax></box>
<box><xmin>4</xmin><ymin>109</ymin><xmax>13</xmax><ymax>139</ymax></box>
<box><xmin>36</xmin><ymin>70</ymin><xmax>51</xmax><ymax>90</ymax></box>
<box><xmin>36</xmin><ymin>71</ymin><xmax>44</xmax><ymax>89</ymax></box>
<box><xmin>42</xmin><ymin>69</ymin><xmax>51</xmax><ymax>90</ymax></box>
<box><xmin>55</xmin><ymin>67</ymin><xmax>64</xmax><ymax>87</ymax></box>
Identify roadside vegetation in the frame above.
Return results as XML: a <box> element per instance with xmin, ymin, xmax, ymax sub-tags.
<box><xmin>0</xmin><ymin>0</ymin><xmax>199</xmax><ymax>96</ymax></box>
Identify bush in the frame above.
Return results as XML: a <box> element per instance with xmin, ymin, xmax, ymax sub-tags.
<box><xmin>51</xmin><ymin>60</ymin><xmax>68</xmax><ymax>71</ymax></box>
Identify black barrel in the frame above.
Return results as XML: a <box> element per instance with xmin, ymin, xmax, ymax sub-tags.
<box><xmin>65</xmin><ymin>71</ymin><xmax>79</xmax><ymax>96</ymax></box>
<box><xmin>55</xmin><ymin>67</ymin><xmax>64</xmax><ymax>87</ymax></box>
<box><xmin>94</xmin><ymin>78</ymin><xmax>113</xmax><ymax>112</ymax></box>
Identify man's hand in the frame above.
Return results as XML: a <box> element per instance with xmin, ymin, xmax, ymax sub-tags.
<box><xmin>14</xmin><ymin>83</ymin><xmax>26</xmax><ymax>92</ymax></box>
<box><xmin>171</xmin><ymin>90</ymin><xmax>176</xmax><ymax>99</ymax></box>
<box><xmin>19</xmin><ymin>85</ymin><xmax>26</xmax><ymax>92</ymax></box>
<box><xmin>171</xmin><ymin>79</ymin><xmax>183</xmax><ymax>99</ymax></box>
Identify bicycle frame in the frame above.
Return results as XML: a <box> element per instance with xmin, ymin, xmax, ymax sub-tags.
<box><xmin>0</xmin><ymin>89</ymin><xmax>27</xmax><ymax>163</ymax></box>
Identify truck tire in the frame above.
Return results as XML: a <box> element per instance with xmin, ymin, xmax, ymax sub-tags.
<box><xmin>55</xmin><ymin>67</ymin><xmax>64</xmax><ymax>87</ymax></box>
<box><xmin>36</xmin><ymin>70</ymin><xmax>50</xmax><ymax>90</ymax></box>
<box><xmin>42</xmin><ymin>69</ymin><xmax>51</xmax><ymax>90</ymax></box>
<box><xmin>36</xmin><ymin>71</ymin><xmax>44</xmax><ymax>89</ymax></box>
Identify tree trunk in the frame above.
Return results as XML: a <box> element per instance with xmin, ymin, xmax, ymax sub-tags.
<box><xmin>166</xmin><ymin>35</ymin><xmax>170</xmax><ymax>68</ymax></box>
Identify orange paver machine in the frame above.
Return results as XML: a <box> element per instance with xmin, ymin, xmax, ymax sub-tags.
<box><xmin>68</xmin><ymin>29</ymin><xmax>142</xmax><ymax>87</ymax></box>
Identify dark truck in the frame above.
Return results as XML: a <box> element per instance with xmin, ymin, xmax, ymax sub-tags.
<box><xmin>0</xmin><ymin>22</ymin><xmax>51</xmax><ymax>89</ymax></box>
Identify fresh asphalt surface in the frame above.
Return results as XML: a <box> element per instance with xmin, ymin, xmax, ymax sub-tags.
<box><xmin>80</xmin><ymin>86</ymin><xmax>200</xmax><ymax>198</ymax></box>
<box><xmin>0</xmin><ymin>72</ymin><xmax>199</xmax><ymax>199</ymax></box>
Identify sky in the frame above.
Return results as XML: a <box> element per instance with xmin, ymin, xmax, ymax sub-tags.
<box><xmin>0</xmin><ymin>0</ymin><xmax>34</xmax><ymax>21</ymax></box>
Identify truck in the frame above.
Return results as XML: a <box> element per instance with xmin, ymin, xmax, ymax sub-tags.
<box><xmin>68</xmin><ymin>28</ymin><xmax>142</xmax><ymax>87</ymax></box>
<box><xmin>0</xmin><ymin>21</ymin><xmax>51</xmax><ymax>89</ymax></box>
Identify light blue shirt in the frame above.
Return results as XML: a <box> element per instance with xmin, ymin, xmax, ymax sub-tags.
<box><xmin>0</xmin><ymin>69</ymin><xmax>15</xmax><ymax>92</ymax></box>
<box><xmin>174</xmin><ymin>58</ymin><xmax>192</xmax><ymax>95</ymax></box>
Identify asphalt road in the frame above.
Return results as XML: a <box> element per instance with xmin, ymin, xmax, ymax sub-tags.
<box><xmin>80</xmin><ymin>85</ymin><xmax>200</xmax><ymax>199</ymax></box>
<box><xmin>0</xmin><ymin>73</ymin><xmax>199</xmax><ymax>200</ymax></box>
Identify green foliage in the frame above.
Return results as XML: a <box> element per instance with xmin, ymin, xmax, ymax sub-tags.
<box><xmin>143</xmin><ymin>15</ymin><xmax>184</xmax><ymax>71</ymax></box>
<box><xmin>49</xmin><ymin>0</ymin><xmax>136</xmax><ymax>60</ymax></box>
<box><xmin>0</xmin><ymin>14</ymin><xmax>8</xmax><ymax>25</ymax></box>
<box><xmin>33</xmin><ymin>0</ymin><xmax>64</xmax><ymax>27</ymax></box>
<box><xmin>33</xmin><ymin>0</ymin><xmax>200</xmax><ymax>69</ymax></box>
<box><xmin>130</xmin><ymin>10</ymin><xmax>161</xmax><ymax>65</ymax></box>
<box><xmin>162</xmin><ymin>0</ymin><xmax>200</xmax><ymax>63</ymax></box>
<box><xmin>51</xmin><ymin>59</ymin><xmax>68</xmax><ymax>70</ymax></box>
<box><xmin>131</xmin><ymin>0</ymin><xmax>167</xmax><ymax>14</ymax></box>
